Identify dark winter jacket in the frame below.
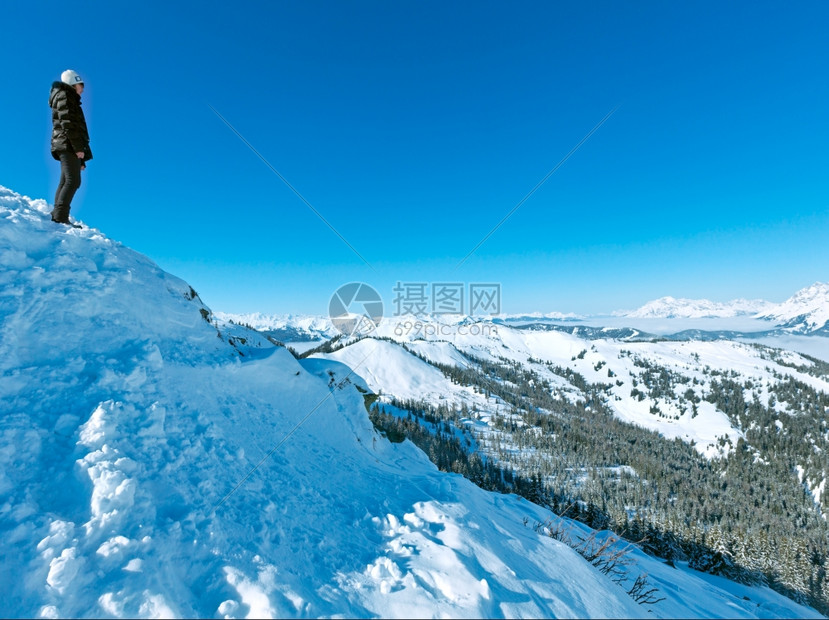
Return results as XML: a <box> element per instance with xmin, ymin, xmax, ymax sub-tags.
<box><xmin>49</xmin><ymin>81</ymin><xmax>92</xmax><ymax>162</ymax></box>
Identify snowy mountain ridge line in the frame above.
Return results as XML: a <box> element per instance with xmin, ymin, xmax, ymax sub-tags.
<box><xmin>213</xmin><ymin>311</ymin><xmax>336</xmax><ymax>333</ymax></box>
<box><xmin>755</xmin><ymin>282</ymin><xmax>829</xmax><ymax>332</ymax></box>
<box><xmin>500</xmin><ymin>311</ymin><xmax>585</xmax><ymax>320</ymax></box>
<box><xmin>219</xmin><ymin>283</ymin><xmax>829</xmax><ymax>337</ymax></box>
<box><xmin>213</xmin><ymin>311</ymin><xmax>339</xmax><ymax>340</ymax></box>
<box><xmin>318</xmin><ymin>319</ymin><xmax>829</xmax><ymax>459</ymax></box>
<box><xmin>1</xmin><ymin>182</ymin><xmax>822</xmax><ymax>618</ymax></box>
<box><xmin>611</xmin><ymin>286</ymin><xmax>829</xmax><ymax>331</ymax></box>
<box><xmin>615</xmin><ymin>296</ymin><xmax>775</xmax><ymax>319</ymax></box>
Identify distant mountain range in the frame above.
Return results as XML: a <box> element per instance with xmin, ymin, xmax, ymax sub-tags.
<box><xmin>614</xmin><ymin>297</ymin><xmax>773</xmax><ymax>320</ymax></box>
<box><xmin>614</xmin><ymin>283</ymin><xmax>829</xmax><ymax>333</ymax></box>
<box><xmin>220</xmin><ymin>283</ymin><xmax>829</xmax><ymax>339</ymax></box>
<box><xmin>754</xmin><ymin>282</ymin><xmax>829</xmax><ymax>333</ymax></box>
<box><xmin>213</xmin><ymin>311</ymin><xmax>339</xmax><ymax>342</ymax></box>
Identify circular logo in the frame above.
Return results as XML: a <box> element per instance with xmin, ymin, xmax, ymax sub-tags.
<box><xmin>329</xmin><ymin>282</ymin><xmax>384</xmax><ymax>337</ymax></box>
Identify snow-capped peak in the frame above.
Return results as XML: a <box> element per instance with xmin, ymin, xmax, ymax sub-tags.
<box><xmin>617</xmin><ymin>296</ymin><xmax>773</xmax><ymax>319</ymax></box>
<box><xmin>755</xmin><ymin>282</ymin><xmax>829</xmax><ymax>333</ymax></box>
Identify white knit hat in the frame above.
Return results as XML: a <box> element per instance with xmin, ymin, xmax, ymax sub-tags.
<box><xmin>61</xmin><ymin>70</ymin><xmax>84</xmax><ymax>86</ymax></box>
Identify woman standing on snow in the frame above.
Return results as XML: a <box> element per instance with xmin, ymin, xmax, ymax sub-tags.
<box><xmin>49</xmin><ymin>69</ymin><xmax>92</xmax><ymax>226</ymax></box>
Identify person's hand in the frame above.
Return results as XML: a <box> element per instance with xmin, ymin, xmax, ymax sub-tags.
<box><xmin>81</xmin><ymin>162</ymin><xmax>86</xmax><ymax>170</ymax></box>
<box><xmin>76</xmin><ymin>152</ymin><xmax>84</xmax><ymax>159</ymax></box>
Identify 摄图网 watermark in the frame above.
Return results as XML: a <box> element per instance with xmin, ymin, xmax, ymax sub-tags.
<box><xmin>392</xmin><ymin>282</ymin><xmax>501</xmax><ymax>316</ymax></box>
<box><xmin>328</xmin><ymin>281</ymin><xmax>502</xmax><ymax>336</ymax></box>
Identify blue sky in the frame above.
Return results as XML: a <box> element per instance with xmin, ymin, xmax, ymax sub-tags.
<box><xmin>3</xmin><ymin>1</ymin><xmax>828</xmax><ymax>315</ymax></box>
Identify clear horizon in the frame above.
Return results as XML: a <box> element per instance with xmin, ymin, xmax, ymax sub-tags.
<box><xmin>4</xmin><ymin>1</ymin><xmax>828</xmax><ymax>316</ymax></box>
<box><xmin>212</xmin><ymin>282</ymin><xmax>820</xmax><ymax>320</ymax></box>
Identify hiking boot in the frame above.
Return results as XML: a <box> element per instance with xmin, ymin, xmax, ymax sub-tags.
<box><xmin>52</xmin><ymin>218</ymin><xmax>82</xmax><ymax>229</ymax></box>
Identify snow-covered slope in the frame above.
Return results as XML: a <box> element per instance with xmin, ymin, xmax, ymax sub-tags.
<box><xmin>756</xmin><ymin>282</ymin><xmax>829</xmax><ymax>333</ymax></box>
<box><xmin>0</xmin><ymin>186</ymin><xmax>646</xmax><ymax>618</ymax></box>
<box><xmin>617</xmin><ymin>296</ymin><xmax>773</xmax><ymax>319</ymax></box>
<box><xmin>2</xmin><ymin>185</ymin><xmax>819</xmax><ymax>619</ymax></box>
<box><xmin>318</xmin><ymin>316</ymin><xmax>829</xmax><ymax>460</ymax></box>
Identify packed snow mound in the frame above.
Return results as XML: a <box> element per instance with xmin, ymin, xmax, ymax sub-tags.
<box><xmin>755</xmin><ymin>282</ymin><xmax>829</xmax><ymax>333</ymax></box>
<box><xmin>0</xmin><ymin>188</ymin><xmax>223</xmax><ymax>367</ymax></box>
<box><xmin>617</xmin><ymin>296</ymin><xmax>773</xmax><ymax>319</ymax></box>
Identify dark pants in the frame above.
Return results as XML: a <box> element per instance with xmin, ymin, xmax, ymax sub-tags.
<box><xmin>52</xmin><ymin>152</ymin><xmax>82</xmax><ymax>222</ymax></box>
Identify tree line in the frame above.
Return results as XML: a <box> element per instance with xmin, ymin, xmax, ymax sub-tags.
<box><xmin>368</xmin><ymin>342</ymin><xmax>829</xmax><ymax>613</ymax></box>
